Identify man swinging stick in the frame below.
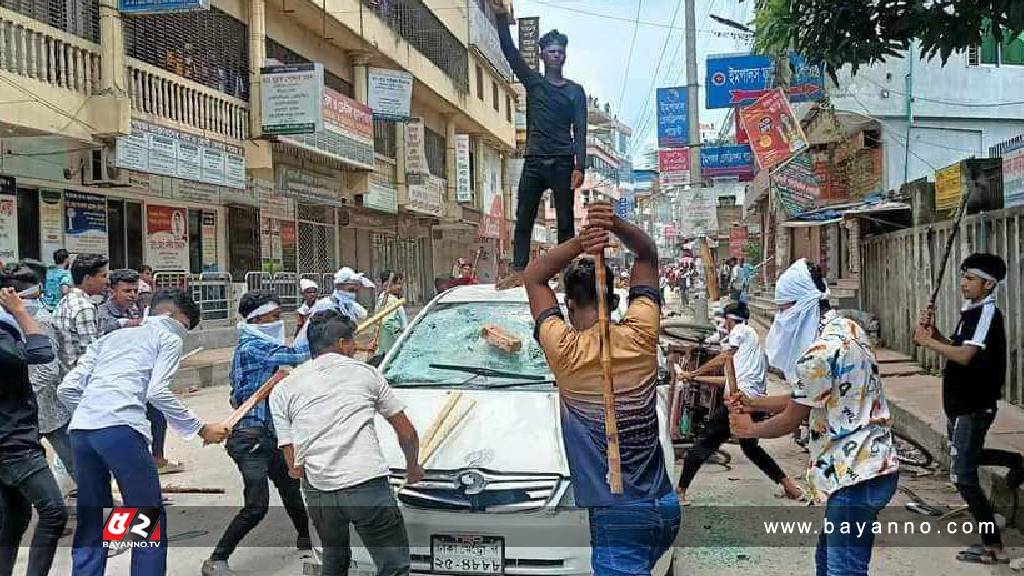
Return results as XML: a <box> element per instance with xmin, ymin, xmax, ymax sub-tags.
<box><xmin>495</xmin><ymin>4</ymin><xmax>587</xmax><ymax>289</ymax></box>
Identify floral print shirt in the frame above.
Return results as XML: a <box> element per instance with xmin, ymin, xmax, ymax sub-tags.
<box><xmin>792</xmin><ymin>310</ymin><xmax>899</xmax><ymax>502</ymax></box>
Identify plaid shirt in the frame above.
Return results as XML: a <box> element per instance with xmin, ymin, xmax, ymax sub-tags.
<box><xmin>52</xmin><ymin>288</ymin><xmax>98</xmax><ymax>374</ymax></box>
<box><xmin>230</xmin><ymin>331</ymin><xmax>310</xmax><ymax>431</ymax></box>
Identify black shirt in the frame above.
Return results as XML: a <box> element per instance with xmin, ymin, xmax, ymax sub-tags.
<box><xmin>497</xmin><ymin>15</ymin><xmax>587</xmax><ymax>169</ymax></box>
<box><xmin>0</xmin><ymin>324</ymin><xmax>53</xmax><ymax>456</ymax></box>
<box><xmin>942</xmin><ymin>297</ymin><xmax>1006</xmax><ymax>417</ymax></box>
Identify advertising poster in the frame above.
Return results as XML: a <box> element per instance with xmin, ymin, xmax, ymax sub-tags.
<box><xmin>677</xmin><ymin>188</ymin><xmax>718</xmax><ymax>238</ymax></box>
<box><xmin>367</xmin><ymin>68</ymin><xmax>413</xmax><ymax>120</ymax></box>
<box><xmin>64</xmin><ymin>192</ymin><xmax>108</xmax><ymax>255</ymax></box>
<box><xmin>656</xmin><ymin>87</ymin><xmax>689</xmax><ymax>148</ymax></box>
<box><xmin>0</xmin><ymin>192</ymin><xmax>17</xmax><ymax>262</ymax></box>
<box><xmin>146</xmin><ymin>205</ymin><xmax>190</xmax><ymax>270</ymax></box>
<box><xmin>1002</xmin><ymin>145</ymin><xmax>1024</xmax><ymax>208</ymax></box>
<box><xmin>772</xmin><ymin>154</ymin><xmax>821</xmax><ymax>217</ymax></box>
<box><xmin>455</xmin><ymin>134</ymin><xmax>472</xmax><ymax>203</ymax></box>
<box><xmin>657</xmin><ymin>149</ymin><xmax>690</xmax><ymax>186</ymax></box>
<box><xmin>934</xmin><ymin>162</ymin><xmax>963</xmax><ymax>211</ymax></box>
<box><xmin>201</xmin><ymin>210</ymin><xmax>217</xmax><ymax>272</ymax></box>
<box><xmin>738</xmin><ymin>89</ymin><xmax>808</xmax><ymax>170</ymax></box>
<box><xmin>261</xmin><ymin>63</ymin><xmax>325</xmax><ymax>135</ymax></box>
<box><xmin>39</xmin><ymin>190</ymin><xmax>64</xmax><ymax>264</ymax></box>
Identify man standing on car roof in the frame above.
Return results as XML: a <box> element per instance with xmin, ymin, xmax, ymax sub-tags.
<box><xmin>523</xmin><ymin>201</ymin><xmax>679</xmax><ymax>576</ymax></box>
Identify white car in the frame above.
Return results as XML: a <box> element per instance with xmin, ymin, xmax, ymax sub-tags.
<box><xmin>305</xmin><ymin>284</ymin><xmax>677</xmax><ymax>576</ymax></box>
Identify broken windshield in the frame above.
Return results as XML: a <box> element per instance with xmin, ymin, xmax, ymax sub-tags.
<box><xmin>382</xmin><ymin>302</ymin><xmax>552</xmax><ymax>387</ymax></box>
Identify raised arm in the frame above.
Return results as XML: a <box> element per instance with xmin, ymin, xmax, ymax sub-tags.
<box><xmin>496</xmin><ymin>13</ymin><xmax>541</xmax><ymax>87</ymax></box>
<box><xmin>586</xmin><ymin>203</ymin><xmax>659</xmax><ymax>289</ymax></box>
<box><xmin>573</xmin><ymin>86</ymin><xmax>588</xmax><ymax>181</ymax></box>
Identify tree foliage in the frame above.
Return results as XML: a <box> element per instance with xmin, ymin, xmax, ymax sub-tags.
<box><xmin>754</xmin><ymin>0</ymin><xmax>1024</xmax><ymax>81</ymax></box>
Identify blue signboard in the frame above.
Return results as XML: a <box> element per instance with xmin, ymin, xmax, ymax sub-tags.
<box><xmin>701</xmin><ymin>144</ymin><xmax>755</xmax><ymax>181</ymax></box>
<box><xmin>705</xmin><ymin>53</ymin><xmax>824</xmax><ymax>109</ymax></box>
<box><xmin>656</xmin><ymin>87</ymin><xmax>689</xmax><ymax>148</ymax></box>
<box><xmin>119</xmin><ymin>0</ymin><xmax>209</xmax><ymax>13</ymax></box>
<box><xmin>614</xmin><ymin>190</ymin><xmax>635</xmax><ymax>221</ymax></box>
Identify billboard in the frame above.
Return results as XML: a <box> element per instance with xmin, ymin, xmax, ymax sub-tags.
<box><xmin>706</xmin><ymin>52</ymin><xmax>825</xmax><ymax>109</ymax></box>
<box><xmin>656</xmin><ymin>87</ymin><xmax>689</xmax><ymax>148</ymax></box>
<box><xmin>700</xmin><ymin>144</ymin><xmax>755</xmax><ymax>181</ymax></box>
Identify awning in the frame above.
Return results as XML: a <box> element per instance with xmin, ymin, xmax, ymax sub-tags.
<box><xmin>782</xmin><ymin>218</ymin><xmax>842</xmax><ymax>228</ymax></box>
<box><xmin>782</xmin><ymin>199</ymin><xmax>910</xmax><ymax>227</ymax></box>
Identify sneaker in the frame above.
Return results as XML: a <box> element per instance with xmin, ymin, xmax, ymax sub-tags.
<box><xmin>296</xmin><ymin>535</ymin><xmax>312</xmax><ymax>551</ymax></box>
<box><xmin>201</xmin><ymin>559</ymin><xmax>237</xmax><ymax>576</ymax></box>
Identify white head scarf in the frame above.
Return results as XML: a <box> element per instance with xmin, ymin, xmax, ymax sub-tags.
<box><xmin>765</xmin><ymin>259</ymin><xmax>829</xmax><ymax>382</ymax></box>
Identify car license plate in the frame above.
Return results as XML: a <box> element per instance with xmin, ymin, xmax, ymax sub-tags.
<box><xmin>431</xmin><ymin>535</ymin><xmax>504</xmax><ymax>575</ymax></box>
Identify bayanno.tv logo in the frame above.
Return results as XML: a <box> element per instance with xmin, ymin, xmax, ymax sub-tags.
<box><xmin>102</xmin><ymin>508</ymin><xmax>162</xmax><ymax>550</ymax></box>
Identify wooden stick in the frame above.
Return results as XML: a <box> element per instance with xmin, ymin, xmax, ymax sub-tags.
<box><xmin>221</xmin><ymin>371</ymin><xmax>288</xmax><ymax>428</ymax></box>
<box><xmin>357</xmin><ymin>298</ymin><xmax>406</xmax><ymax>334</ymax></box>
<box><xmin>420</xmin><ymin>398</ymin><xmax>476</xmax><ymax>467</ymax></box>
<box><xmin>700</xmin><ymin>239</ymin><xmax>719</xmax><ymax>302</ymax></box>
<box><xmin>420</xmin><ymin>392</ymin><xmax>462</xmax><ymax>458</ymax></box>
<box><xmin>594</xmin><ymin>252</ymin><xmax>623</xmax><ymax>494</ymax></box>
<box><xmin>368</xmin><ymin>273</ymin><xmax>395</xmax><ymax>352</ymax></box>
<box><xmin>925</xmin><ymin>188</ymin><xmax>973</xmax><ymax>324</ymax></box>
<box><xmin>723</xmin><ymin>354</ymin><xmax>738</xmax><ymax>398</ymax></box>
<box><xmin>161</xmin><ymin>486</ymin><xmax>226</xmax><ymax>494</ymax></box>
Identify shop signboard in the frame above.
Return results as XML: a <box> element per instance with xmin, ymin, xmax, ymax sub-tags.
<box><xmin>39</xmin><ymin>190</ymin><xmax>63</xmax><ymax>264</ymax></box>
<box><xmin>935</xmin><ymin>162</ymin><xmax>963</xmax><ymax>211</ymax></box>
<box><xmin>706</xmin><ymin>52</ymin><xmax>824</xmax><ymax>109</ymax></box>
<box><xmin>518</xmin><ymin>17</ymin><xmax>541</xmax><ymax>72</ymax></box>
<box><xmin>146</xmin><ymin>205</ymin><xmax>189</xmax><ymax>270</ymax></box>
<box><xmin>280</xmin><ymin>88</ymin><xmax>375</xmax><ymax>170</ymax></box>
<box><xmin>677</xmin><ymin>188</ymin><xmax>718</xmax><ymax>238</ymax></box>
<box><xmin>277</xmin><ymin>166</ymin><xmax>342</xmax><ymax>207</ymax></box>
<box><xmin>1001</xmin><ymin>142</ymin><xmax>1024</xmax><ymax>208</ymax></box>
<box><xmin>404</xmin><ymin>120</ymin><xmax>430</xmax><ymax>179</ymax></box>
<box><xmin>116</xmin><ymin>120</ymin><xmax>245</xmax><ymax>188</ymax></box>
<box><xmin>64</xmin><ymin>191</ymin><xmax>108</xmax><ymax>255</ymax></box>
<box><xmin>656</xmin><ymin>87</ymin><xmax>689</xmax><ymax>148</ymax></box>
<box><xmin>0</xmin><ymin>191</ymin><xmax>16</xmax><ymax>262</ymax></box>
<box><xmin>657</xmin><ymin>148</ymin><xmax>690</xmax><ymax>186</ymax></box>
<box><xmin>455</xmin><ymin>134</ymin><xmax>472</xmax><ymax>203</ymax></box>
<box><xmin>119</xmin><ymin>0</ymin><xmax>209</xmax><ymax>13</ymax></box>
<box><xmin>364</xmin><ymin>179</ymin><xmax>398</xmax><ymax>214</ymax></box>
<box><xmin>738</xmin><ymin>89</ymin><xmax>808</xmax><ymax>170</ymax></box>
<box><xmin>701</xmin><ymin>144</ymin><xmax>755</xmax><ymax>181</ymax></box>
<box><xmin>261</xmin><ymin>63</ymin><xmax>325</xmax><ymax>135</ymax></box>
<box><xmin>772</xmin><ymin>153</ymin><xmax>821</xmax><ymax>216</ymax></box>
<box><xmin>367</xmin><ymin>68</ymin><xmax>414</xmax><ymax>121</ymax></box>
<box><xmin>201</xmin><ymin>210</ymin><xmax>218</xmax><ymax>272</ymax></box>
<box><xmin>407</xmin><ymin>175</ymin><xmax>445</xmax><ymax>217</ymax></box>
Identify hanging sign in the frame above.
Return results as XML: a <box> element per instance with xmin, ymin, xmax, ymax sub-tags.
<box><xmin>39</xmin><ymin>190</ymin><xmax>63</xmax><ymax>264</ymax></box>
<box><xmin>934</xmin><ymin>162</ymin><xmax>963</xmax><ymax>212</ymax></box>
<box><xmin>279</xmin><ymin>87</ymin><xmax>375</xmax><ymax>169</ymax></box>
<box><xmin>656</xmin><ymin>87</ymin><xmax>689</xmax><ymax>148</ymax></box>
<box><xmin>261</xmin><ymin>63</ymin><xmax>325</xmax><ymax>135</ymax></box>
<box><xmin>677</xmin><ymin>188</ymin><xmax>718</xmax><ymax>238</ymax></box>
<box><xmin>64</xmin><ymin>191</ymin><xmax>108</xmax><ymax>255</ymax></box>
<box><xmin>455</xmin><ymin>134</ymin><xmax>472</xmax><ymax>203</ymax></box>
<box><xmin>701</xmin><ymin>144</ymin><xmax>755</xmax><ymax>181</ymax></box>
<box><xmin>407</xmin><ymin>175</ymin><xmax>445</xmax><ymax>217</ymax></box>
<box><xmin>772</xmin><ymin>153</ymin><xmax>821</xmax><ymax>217</ymax></box>
<box><xmin>146</xmin><ymin>205</ymin><xmax>189</xmax><ymax>270</ymax></box>
<box><xmin>0</xmin><ymin>191</ymin><xmax>16</xmax><ymax>262</ymax></box>
<box><xmin>739</xmin><ymin>89</ymin><xmax>808</xmax><ymax>170</ymax></box>
<box><xmin>657</xmin><ymin>149</ymin><xmax>690</xmax><ymax>186</ymax></box>
<box><xmin>368</xmin><ymin>68</ymin><xmax>414</xmax><ymax>121</ymax></box>
<box><xmin>364</xmin><ymin>179</ymin><xmax>398</xmax><ymax>214</ymax></box>
<box><xmin>706</xmin><ymin>52</ymin><xmax>824</xmax><ymax>109</ymax></box>
<box><xmin>404</xmin><ymin>119</ymin><xmax>430</xmax><ymax>179</ymax></box>
<box><xmin>518</xmin><ymin>17</ymin><xmax>541</xmax><ymax>72</ymax></box>
<box><xmin>201</xmin><ymin>210</ymin><xmax>218</xmax><ymax>272</ymax></box>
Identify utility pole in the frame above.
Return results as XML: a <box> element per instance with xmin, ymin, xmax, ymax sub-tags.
<box><xmin>685</xmin><ymin>0</ymin><xmax>700</xmax><ymax>187</ymax></box>
<box><xmin>903</xmin><ymin>40</ymin><xmax>915</xmax><ymax>184</ymax></box>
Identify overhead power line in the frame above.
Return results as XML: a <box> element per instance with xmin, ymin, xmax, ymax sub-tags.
<box><xmin>614</xmin><ymin>0</ymin><xmax>644</xmax><ymax>115</ymax></box>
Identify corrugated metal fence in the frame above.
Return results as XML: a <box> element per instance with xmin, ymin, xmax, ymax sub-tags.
<box><xmin>862</xmin><ymin>206</ymin><xmax>1024</xmax><ymax>406</ymax></box>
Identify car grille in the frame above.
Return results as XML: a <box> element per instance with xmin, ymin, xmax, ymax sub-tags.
<box><xmin>389</xmin><ymin>469</ymin><xmax>565</xmax><ymax>513</ymax></box>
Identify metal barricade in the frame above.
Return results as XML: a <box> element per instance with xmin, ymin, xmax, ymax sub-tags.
<box><xmin>189</xmin><ymin>273</ymin><xmax>232</xmax><ymax>321</ymax></box>
<box><xmin>242</xmin><ymin>272</ymin><xmax>300</xmax><ymax>311</ymax></box>
<box><xmin>245</xmin><ymin>272</ymin><xmax>269</xmax><ymax>294</ymax></box>
<box><xmin>152</xmin><ymin>271</ymin><xmax>188</xmax><ymax>290</ymax></box>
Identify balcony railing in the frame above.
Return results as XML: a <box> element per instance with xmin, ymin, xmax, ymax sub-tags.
<box><xmin>126</xmin><ymin>59</ymin><xmax>249</xmax><ymax>141</ymax></box>
<box><xmin>468</xmin><ymin>0</ymin><xmax>511</xmax><ymax>81</ymax></box>
<box><xmin>0</xmin><ymin>6</ymin><xmax>100</xmax><ymax>96</ymax></box>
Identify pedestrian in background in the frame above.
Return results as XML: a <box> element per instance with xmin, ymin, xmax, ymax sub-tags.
<box><xmin>371</xmin><ymin>272</ymin><xmax>407</xmax><ymax>366</ymax></box>
<box><xmin>96</xmin><ymin>269</ymin><xmax>143</xmax><ymax>336</ymax></box>
<box><xmin>204</xmin><ymin>290</ymin><xmax>311</xmax><ymax>576</ymax></box>
<box><xmin>271</xmin><ymin>309</ymin><xmax>422</xmax><ymax>576</ymax></box>
<box><xmin>293</xmin><ymin>278</ymin><xmax>320</xmax><ymax>338</ymax></box>
<box><xmin>43</xmin><ymin>249</ymin><xmax>73</xmax><ymax>310</ymax></box>
<box><xmin>914</xmin><ymin>253</ymin><xmax>1023</xmax><ymax>565</ymax></box>
<box><xmin>137</xmin><ymin>264</ymin><xmax>154</xmax><ymax>309</ymax></box>
<box><xmin>59</xmin><ymin>289</ymin><xmax>230</xmax><ymax>576</ymax></box>
<box><xmin>0</xmin><ymin>274</ymin><xmax>67</xmax><ymax>576</ymax></box>
<box><xmin>52</xmin><ymin>254</ymin><xmax>108</xmax><ymax>377</ymax></box>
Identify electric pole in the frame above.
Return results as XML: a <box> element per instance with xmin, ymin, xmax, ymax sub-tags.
<box><xmin>685</xmin><ymin>0</ymin><xmax>700</xmax><ymax>187</ymax></box>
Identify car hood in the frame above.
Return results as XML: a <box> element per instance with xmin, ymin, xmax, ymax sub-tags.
<box><xmin>377</xmin><ymin>386</ymin><xmax>677</xmax><ymax>478</ymax></box>
<box><xmin>377</xmin><ymin>388</ymin><xmax>569</xmax><ymax>475</ymax></box>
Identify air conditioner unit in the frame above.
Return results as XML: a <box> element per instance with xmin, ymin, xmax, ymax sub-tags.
<box><xmin>85</xmin><ymin>147</ymin><xmax>130</xmax><ymax>187</ymax></box>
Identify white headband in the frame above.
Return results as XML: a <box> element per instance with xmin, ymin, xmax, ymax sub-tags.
<box><xmin>726</xmin><ymin>313</ymin><xmax>747</xmax><ymax>322</ymax></box>
<box><xmin>18</xmin><ymin>286</ymin><xmax>40</xmax><ymax>298</ymax></box>
<box><xmin>964</xmin><ymin>268</ymin><xmax>999</xmax><ymax>284</ymax></box>
<box><xmin>245</xmin><ymin>302</ymin><xmax>280</xmax><ymax>320</ymax></box>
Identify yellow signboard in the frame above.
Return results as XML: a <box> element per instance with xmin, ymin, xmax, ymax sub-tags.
<box><xmin>934</xmin><ymin>162</ymin><xmax>963</xmax><ymax>211</ymax></box>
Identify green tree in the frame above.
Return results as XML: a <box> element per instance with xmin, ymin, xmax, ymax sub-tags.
<box><xmin>754</xmin><ymin>0</ymin><xmax>1024</xmax><ymax>81</ymax></box>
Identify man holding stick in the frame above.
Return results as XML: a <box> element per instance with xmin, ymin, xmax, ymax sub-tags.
<box><xmin>203</xmin><ymin>290</ymin><xmax>311</xmax><ymax>576</ymax></box>
<box><xmin>523</xmin><ymin>202</ymin><xmax>679</xmax><ymax>576</ymax></box>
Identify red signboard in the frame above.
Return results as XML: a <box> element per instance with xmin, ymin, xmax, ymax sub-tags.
<box><xmin>658</xmin><ymin>149</ymin><xmax>690</xmax><ymax>186</ymax></box>
<box><xmin>738</xmin><ymin>89</ymin><xmax>809</xmax><ymax>170</ymax></box>
<box><xmin>729</xmin><ymin>226</ymin><xmax>749</xmax><ymax>258</ymax></box>
<box><xmin>735</xmin><ymin>109</ymin><xmax>749</xmax><ymax>144</ymax></box>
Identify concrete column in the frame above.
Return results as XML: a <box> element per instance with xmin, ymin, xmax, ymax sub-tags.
<box><xmin>248</xmin><ymin>0</ymin><xmax>266</xmax><ymax>139</ymax></box>
<box><xmin>94</xmin><ymin>0</ymin><xmax>129</xmax><ymax>136</ymax></box>
<box><xmin>444</xmin><ymin>115</ymin><xmax>457</xmax><ymax>203</ymax></box>
<box><xmin>473</xmin><ymin>137</ymin><xmax>485</xmax><ymax>212</ymax></box>
<box><xmin>351</xmin><ymin>52</ymin><xmax>372</xmax><ymax>104</ymax></box>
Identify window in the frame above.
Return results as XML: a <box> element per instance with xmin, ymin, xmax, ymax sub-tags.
<box><xmin>476</xmin><ymin>65</ymin><xmax>484</xmax><ymax>99</ymax></box>
<box><xmin>0</xmin><ymin>0</ymin><xmax>99</xmax><ymax>41</ymax></box>
<box><xmin>374</xmin><ymin>118</ymin><xmax>397</xmax><ymax>159</ymax></box>
<box><xmin>266</xmin><ymin>39</ymin><xmax>353</xmax><ymax>96</ymax></box>
<box><xmin>492</xmin><ymin>81</ymin><xmax>500</xmax><ymax>111</ymax></box>
<box><xmin>971</xmin><ymin>22</ymin><xmax>1024</xmax><ymax>66</ymax></box>
<box><xmin>506</xmin><ymin>94</ymin><xmax>513</xmax><ymax>123</ymax></box>
<box><xmin>424</xmin><ymin>127</ymin><xmax>447</xmax><ymax>177</ymax></box>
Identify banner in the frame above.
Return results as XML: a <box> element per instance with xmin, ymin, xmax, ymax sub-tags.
<box><xmin>280</xmin><ymin>87</ymin><xmax>375</xmax><ymax>170</ymax></box>
<box><xmin>407</xmin><ymin>175</ymin><xmax>445</xmax><ymax>217</ymax></box>
<box><xmin>657</xmin><ymin>149</ymin><xmax>690</xmax><ymax>186</ymax></box>
<box><xmin>146</xmin><ymin>205</ymin><xmax>189</xmax><ymax>270</ymax></box>
<box><xmin>261</xmin><ymin>63</ymin><xmax>325</xmax><ymax>135</ymax></box>
<box><xmin>39</xmin><ymin>190</ymin><xmax>63</xmax><ymax>264</ymax></box>
<box><xmin>64</xmin><ymin>192</ymin><xmax>108</xmax><ymax>255</ymax></box>
<box><xmin>518</xmin><ymin>17</ymin><xmax>541</xmax><ymax>72</ymax></box>
<box><xmin>119</xmin><ymin>0</ymin><xmax>208</xmax><ymax>13</ymax></box>
<box><xmin>656</xmin><ymin>87</ymin><xmax>689</xmax><ymax>148</ymax></box>
<box><xmin>729</xmin><ymin>226</ymin><xmax>749</xmax><ymax>258</ymax></box>
<box><xmin>701</xmin><ymin>144</ymin><xmax>755</xmax><ymax>181</ymax></box>
<box><xmin>455</xmin><ymin>134</ymin><xmax>472</xmax><ymax>203</ymax></box>
<box><xmin>0</xmin><ymin>192</ymin><xmax>16</xmax><ymax>262</ymax></box>
<box><xmin>935</xmin><ymin>162</ymin><xmax>963</xmax><ymax>211</ymax></box>
<box><xmin>706</xmin><ymin>52</ymin><xmax>824</xmax><ymax>109</ymax></box>
<box><xmin>368</xmin><ymin>68</ymin><xmax>413</xmax><ymax>121</ymax></box>
<box><xmin>677</xmin><ymin>188</ymin><xmax>718</xmax><ymax>238</ymax></box>
<box><xmin>404</xmin><ymin>120</ymin><xmax>430</xmax><ymax>179</ymax></box>
<box><xmin>1002</xmin><ymin>145</ymin><xmax>1024</xmax><ymax>208</ymax></box>
<box><xmin>739</xmin><ymin>89</ymin><xmax>808</xmax><ymax>170</ymax></box>
<box><xmin>772</xmin><ymin>154</ymin><xmax>821</xmax><ymax>217</ymax></box>
<box><xmin>364</xmin><ymin>179</ymin><xmax>398</xmax><ymax>214</ymax></box>
<box><xmin>201</xmin><ymin>210</ymin><xmax>217</xmax><ymax>272</ymax></box>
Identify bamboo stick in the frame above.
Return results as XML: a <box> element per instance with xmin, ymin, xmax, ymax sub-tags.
<box><xmin>420</xmin><ymin>392</ymin><xmax>462</xmax><ymax>460</ymax></box>
<box><xmin>357</xmin><ymin>298</ymin><xmax>406</xmax><ymax>334</ymax></box>
<box><xmin>221</xmin><ymin>370</ymin><xmax>288</xmax><ymax>428</ymax></box>
<box><xmin>594</xmin><ymin>252</ymin><xmax>623</xmax><ymax>494</ymax></box>
<box><xmin>420</xmin><ymin>398</ymin><xmax>477</xmax><ymax>467</ymax></box>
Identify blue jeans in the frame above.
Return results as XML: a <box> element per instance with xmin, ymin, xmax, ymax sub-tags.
<box><xmin>588</xmin><ymin>492</ymin><xmax>680</xmax><ymax>576</ymax></box>
<box><xmin>70</xmin><ymin>426</ymin><xmax>166</xmax><ymax>576</ymax></box>
<box><xmin>146</xmin><ymin>404</ymin><xmax>167</xmax><ymax>460</ymax></box>
<box><xmin>815</xmin><ymin>473</ymin><xmax>898</xmax><ymax>576</ymax></box>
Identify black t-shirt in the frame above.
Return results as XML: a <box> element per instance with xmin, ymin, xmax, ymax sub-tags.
<box><xmin>497</xmin><ymin>16</ymin><xmax>587</xmax><ymax>169</ymax></box>
<box><xmin>943</xmin><ymin>297</ymin><xmax>1006</xmax><ymax>416</ymax></box>
<box><xmin>0</xmin><ymin>326</ymin><xmax>52</xmax><ymax>457</ymax></box>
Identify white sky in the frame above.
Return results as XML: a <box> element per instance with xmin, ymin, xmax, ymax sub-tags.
<box><xmin>513</xmin><ymin>0</ymin><xmax>755</xmax><ymax>163</ymax></box>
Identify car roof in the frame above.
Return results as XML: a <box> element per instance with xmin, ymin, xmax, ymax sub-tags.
<box><xmin>432</xmin><ymin>284</ymin><xmax>630</xmax><ymax>305</ymax></box>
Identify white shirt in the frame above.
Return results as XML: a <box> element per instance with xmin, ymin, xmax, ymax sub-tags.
<box><xmin>270</xmin><ymin>353</ymin><xmax>405</xmax><ymax>491</ymax></box>
<box><xmin>723</xmin><ymin>323</ymin><xmax>767</xmax><ymax>397</ymax></box>
<box><xmin>58</xmin><ymin>315</ymin><xmax>203</xmax><ymax>442</ymax></box>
